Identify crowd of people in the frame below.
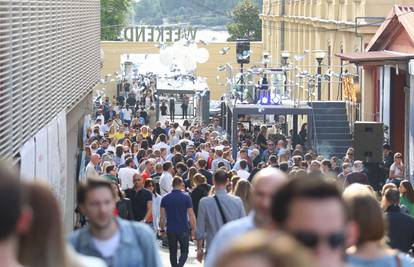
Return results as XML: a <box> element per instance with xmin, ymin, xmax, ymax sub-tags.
<box><xmin>2</xmin><ymin>94</ymin><xmax>414</xmax><ymax>267</ymax></box>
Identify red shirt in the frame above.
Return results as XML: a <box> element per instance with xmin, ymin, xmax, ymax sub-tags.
<box><xmin>141</xmin><ymin>170</ymin><xmax>151</xmax><ymax>181</ymax></box>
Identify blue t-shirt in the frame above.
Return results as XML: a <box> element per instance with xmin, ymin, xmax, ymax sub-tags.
<box><xmin>347</xmin><ymin>253</ymin><xmax>414</xmax><ymax>267</ymax></box>
<box><xmin>161</xmin><ymin>189</ymin><xmax>192</xmax><ymax>233</ymax></box>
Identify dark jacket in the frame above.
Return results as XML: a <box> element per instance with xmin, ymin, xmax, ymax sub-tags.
<box><xmin>198</xmin><ymin>168</ymin><xmax>213</xmax><ymax>185</ymax></box>
<box><xmin>191</xmin><ymin>183</ymin><xmax>211</xmax><ymax>217</ymax></box>
<box><xmin>385</xmin><ymin>205</ymin><xmax>414</xmax><ymax>253</ymax></box>
<box><xmin>117</xmin><ymin>198</ymin><xmax>134</xmax><ymax>220</ymax></box>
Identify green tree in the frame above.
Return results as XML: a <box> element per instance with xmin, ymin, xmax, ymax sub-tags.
<box><xmin>101</xmin><ymin>0</ymin><xmax>132</xmax><ymax>40</ymax></box>
<box><xmin>227</xmin><ymin>0</ymin><xmax>262</xmax><ymax>41</ymax></box>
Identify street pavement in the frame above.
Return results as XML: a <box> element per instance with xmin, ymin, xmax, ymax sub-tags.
<box><xmin>159</xmin><ymin>242</ymin><xmax>202</xmax><ymax>267</ymax></box>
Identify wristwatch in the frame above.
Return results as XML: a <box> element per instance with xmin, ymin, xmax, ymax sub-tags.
<box><xmin>160</xmin><ymin>229</ymin><xmax>166</xmax><ymax>233</ymax></box>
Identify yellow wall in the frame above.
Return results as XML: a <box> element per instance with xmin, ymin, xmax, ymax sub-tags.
<box><xmin>99</xmin><ymin>41</ymin><xmax>263</xmax><ymax>100</ymax></box>
<box><xmin>261</xmin><ymin>0</ymin><xmax>406</xmax><ymax>104</ymax></box>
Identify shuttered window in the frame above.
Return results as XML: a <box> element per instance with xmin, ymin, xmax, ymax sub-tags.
<box><xmin>0</xmin><ymin>0</ymin><xmax>100</xmax><ymax>160</ymax></box>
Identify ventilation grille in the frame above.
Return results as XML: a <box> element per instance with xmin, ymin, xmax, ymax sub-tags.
<box><xmin>0</xmin><ymin>0</ymin><xmax>100</xmax><ymax>160</ymax></box>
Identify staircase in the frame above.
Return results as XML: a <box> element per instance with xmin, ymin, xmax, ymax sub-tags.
<box><xmin>311</xmin><ymin>101</ymin><xmax>352</xmax><ymax>159</ymax></box>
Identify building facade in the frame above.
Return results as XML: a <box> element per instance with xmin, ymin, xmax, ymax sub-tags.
<box><xmin>337</xmin><ymin>5</ymin><xmax>414</xmax><ymax>181</ymax></box>
<box><xmin>260</xmin><ymin>0</ymin><xmax>411</xmax><ymax>102</ymax></box>
<box><xmin>0</xmin><ymin>0</ymin><xmax>100</xmax><ymax>231</ymax></box>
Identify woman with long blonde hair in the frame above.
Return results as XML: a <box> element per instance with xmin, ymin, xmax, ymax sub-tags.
<box><xmin>233</xmin><ymin>180</ymin><xmax>253</xmax><ymax>214</ymax></box>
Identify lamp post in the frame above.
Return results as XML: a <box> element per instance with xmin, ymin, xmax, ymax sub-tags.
<box><xmin>315</xmin><ymin>50</ymin><xmax>326</xmax><ymax>101</ymax></box>
<box><xmin>281</xmin><ymin>51</ymin><xmax>290</xmax><ymax>96</ymax></box>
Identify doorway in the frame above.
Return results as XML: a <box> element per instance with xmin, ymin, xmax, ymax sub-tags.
<box><xmin>390</xmin><ymin>67</ymin><xmax>406</xmax><ymax>154</ymax></box>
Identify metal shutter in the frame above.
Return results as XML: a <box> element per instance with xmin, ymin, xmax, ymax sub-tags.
<box><xmin>0</xmin><ymin>0</ymin><xmax>100</xmax><ymax>161</ymax></box>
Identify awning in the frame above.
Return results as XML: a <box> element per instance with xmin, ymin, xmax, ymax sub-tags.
<box><xmin>336</xmin><ymin>51</ymin><xmax>414</xmax><ymax>65</ymax></box>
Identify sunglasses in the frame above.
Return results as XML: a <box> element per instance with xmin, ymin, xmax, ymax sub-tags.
<box><xmin>292</xmin><ymin>231</ymin><xmax>345</xmax><ymax>249</ymax></box>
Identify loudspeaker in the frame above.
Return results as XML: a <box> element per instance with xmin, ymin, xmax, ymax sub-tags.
<box><xmin>353</xmin><ymin>122</ymin><xmax>384</xmax><ymax>163</ymax></box>
<box><xmin>236</xmin><ymin>39</ymin><xmax>250</xmax><ymax>64</ymax></box>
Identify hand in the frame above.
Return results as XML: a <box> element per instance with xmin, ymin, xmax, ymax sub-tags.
<box><xmin>159</xmin><ymin>230</ymin><xmax>166</xmax><ymax>238</ymax></box>
<box><xmin>196</xmin><ymin>250</ymin><xmax>204</xmax><ymax>263</ymax></box>
<box><xmin>190</xmin><ymin>230</ymin><xmax>196</xmax><ymax>241</ymax></box>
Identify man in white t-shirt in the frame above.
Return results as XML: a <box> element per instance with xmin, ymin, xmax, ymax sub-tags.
<box><xmin>152</xmin><ymin>134</ymin><xmax>170</xmax><ymax>153</ymax></box>
<box><xmin>122</xmin><ymin>106</ymin><xmax>132</xmax><ymax>124</ymax></box>
<box><xmin>118</xmin><ymin>158</ymin><xmax>138</xmax><ymax>190</ymax></box>
<box><xmin>159</xmin><ymin>161</ymin><xmax>174</xmax><ymax>196</ymax></box>
<box><xmin>236</xmin><ymin>160</ymin><xmax>250</xmax><ymax>180</ymax></box>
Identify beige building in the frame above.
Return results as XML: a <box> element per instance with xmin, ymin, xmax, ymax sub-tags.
<box><xmin>99</xmin><ymin>41</ymin><xmax>263</xmax><ymax>100</ymax></box>
<box><xmin>260</xmin><ymin>0</ymin><xmax>412</xmax><ymax>104</ymax></box>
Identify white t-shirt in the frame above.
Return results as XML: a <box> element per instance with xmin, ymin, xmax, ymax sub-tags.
<box><xmin>123</xmin><ymin>108</ymin><xmax>132</xmax><ymax>121</ymax></box>
<box><xmin>237</xmin><ymin>169</ymin><xmax>250</xmax><ymax>180</ymax></box>
<box><xmin>118</xmin><ymin>167</ymin><xmax>138</xmax><ymax>190</ymax></box>
<box><xmin>159</xmin><ymin>171</ymin><xmax>173</xmax><ymax>196</ymax></box>
<box><xmin>92</xmin><ymin>230</ymin><xmax>120</xmax><ymax>262</ymax></box>
<box><xmin>390</xmin><ymin>163</ymin><xmax>404</xmax><ymax>177</ymax></box>
<box><xmin>153</xmin><ymin>142</ymin><xmax>170</xmax><ymax>153</ymax></box>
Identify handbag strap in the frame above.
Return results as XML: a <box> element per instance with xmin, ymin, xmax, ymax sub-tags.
<box><xmin>395</xmin><ymin>254</ymin><xmax>402</xmax><ymax>267</ymax></box>
<box><xmin>214</xmin><ymin>195</ymin><xmax>227</xmax><ymax>224</ymax></box>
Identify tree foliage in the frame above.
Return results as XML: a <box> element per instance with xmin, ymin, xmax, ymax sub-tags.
<box><xmin>134</xmin><ymin>0</ymin><xmax>262</xmax><ymax>27</ymax></box>
<box><xmin>227</xmin><ymin>0</ymin><xmax>262</xmax><ymax>41</ymax></box>
<box><xmin>101</xmin><ymin>0</ymin><xmax>132</xmax><ymax>40</ymax></box>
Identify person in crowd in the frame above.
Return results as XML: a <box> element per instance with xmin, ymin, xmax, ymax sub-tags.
<box><xmin>196</xmin><ymin>158</ymin><xmax>213</xmax><ymax>185</ymax></box>
<box><xmin>211</xmin><ymin>149</ymin><xmax>231</xmax><ymax>173</ymax></box>
<box><xmin>121</xmin><ymin>105</ymin><xmax>132</xmax><ymax>126</ymax></box>
<box><xmin>196</xmin><ymin>169</ymin><xmax>246</xmax><ymax>263</ymax></box>
<box><xmin>383</xmin><ymin>143</ymin><xmax>394</xmax><ymax>173</ymax></box>
<box><xmin>191</xmin><ymin>174</ymin><xmax>211</xmax><ymax>217</ymax></box>
<box><xmin>117</xmin><ymin>158</ymin><xmax>138</xmax><ymax>190</ymax></box>
<box><xmin>256</xmin><ymin>125</ymin><xmax>268</xmax><ymax>153</ymax></box>
<box><xmin>84</xmin><ymin>153</ymin><xmax>101</xmax><ymax>179</ymax></box>
<box><xmin>261</xmin><ymin>140</ymin><xmax>277</xmax><ymax>162</ymax></box>
<box><xmin>160</xmin><ymin>101</ymin><xmax>168</xmax><ymax>117</ymax></box>
<box><xmin>320</xmin><ymin>159</ymin><xmax>334</xmax><ymax>176</ymax></box>
<box><xmin>399</xmin><ymin>180</ymin><xmax>414</xmax><ymax>216</ymax></box>
<box><xmin>344</xmin><ymin>148</ymin><xmax>355</xmax><ymax>164</ymax></box>
<box><xmin>96</xmin><ymin>139</ymin><xmax>109</xmax><ymax>156</ymax></box>
<box><xmin>236</xmin><ymin>160</ymin><xmax>250</xmax><ymax>180</ymax></box>
<box><xmin>101</xmin><ymin>165</ymin><xmax>118</xmax><ymax>183</ymax></box>
<box><xmin>124</xmin><ymin>174</ymin><xmax>153</xmax><ymax>223</ymax></box>
<box><xmin>152</xmin><ymin>122</ymin><xmax>166</xmax><ymax>141</ymax></box>
<box><xmin>109</xmin><ymin>182</ymin><xmax>133</xmax><ymax>220</ymax></box>
<box><xmin>271</xmin><ymin>175</ymin><xmax>352</xmax><ymax>267</ymax></box>
<box><xmin>68</xmin><ymin>178</ymin><xmax>162</xmax><ymax>267</ymax></box>
<box><xmin>382</xmin><ymin>188</ymin><xmax>414</xmax><ymax>254</ymax></box>
<box><xmin>20</xmin><ymin>181</ymin><xmax>107</xmax><ymax>267</ymax></box>
<box><xmin>150</xmin><ymin>163</ymin><xmax>163</xmax><ymax>194</ymax></box>
<box><xmin>205</xmin><ymin>168</ymin><xmax>287</xmax><ymax>267</ymax></box>
<box><xmin>308</xmin><ymin>160</ymin><xmax>322</xmax><ymax>176</ymax></box>
<box><xmin>144</xmin><ymin>179</ymin><xmax>161</xmax><ymax>232</ymax></box>
<box><xmin>160</xmin><ymin>177</ymin><xmax>196</xmax><ymax>267</ymax></box>
<box><xmin>141</xmin><ymin>159</ymin><xmax>154</xmax><ymax>181</ymax></box>
<box><xmin>233</xmin><ymin>180</ymin><xmax>253</xmax><ymax>214</ymax></box>
<box><xmin>233</xmin><ymin>149</ymin><xmax>252</xmax><ymax>172</ymax></box>
<box><xmin>160</xmin><ymin>161</ymin><xmax>174</xmax><ymax>196</ymax></box>
<box><xmin>215</xmin><ymin>231</ymin><xmax>312</xmax><ymax>267</ymax></box>
<box><xmin>344</xmin><ymin>160</ymin><xmax>369</xmax><ymax>186</ymax></box>
<box><xmin>343</xmin><ymin>185</ymin><xmax>413</xmax><ymax>266</ymax></box>
<box><xmin>169</xmin><ymin>97</ymin><xmax>175</xmax><ymax>122</ymax></box>
<box><xmin>337</xmin><ymin>162</ymin><xmax>352</xmax><ymax>188</ymax></box>
<box><xmin>0</xmin><ymin>165</ymin><xmax>32</xmax><ymax>267</ymax></box>
<box><xmin>388</xmin><ymin>152</ymin><xmax>405</xmax><ymax>184</ymax></box>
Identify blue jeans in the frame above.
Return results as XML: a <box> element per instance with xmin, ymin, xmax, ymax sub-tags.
<box><xmin>167</xmin><ymin>232</ymin><xmax>189</xmax><ymax>267</ymax></box>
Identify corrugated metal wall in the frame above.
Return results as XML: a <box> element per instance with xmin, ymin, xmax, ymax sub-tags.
<box><xmin>0</xmin><ymin>0</ymin><xmax>100</xmax><ymax>160</ymax></box>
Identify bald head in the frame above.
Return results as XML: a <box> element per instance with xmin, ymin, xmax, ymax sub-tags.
<box><xmin>91</xmin><ymin>153</ymin><xmax>101</xmax><ymax>165</ymax></box>
<box><xmin>252</xmin><ymin>168</ymin><xmax>288</xmax><ymax>227</ymax></box>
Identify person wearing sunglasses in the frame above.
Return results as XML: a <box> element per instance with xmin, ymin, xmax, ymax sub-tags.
<box><xmin>271</xmin><ymin>175</ymin><xmax>353</xmax><ymax>267</ymax></box>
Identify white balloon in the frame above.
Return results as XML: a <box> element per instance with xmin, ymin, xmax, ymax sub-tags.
<box><xmin>183</xmin><ymin>54</ymin><xmax>197</xmax><ymax>72</ymax></box>
<box><xmin>196</xmin><ymin>48</ymin><xmax>209</xmax><ymax>64</ymax></box>
<box><xmin>160</xmin><ymin>47</ymin><xmax>174</xmax><ymax>66</ymax></box>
